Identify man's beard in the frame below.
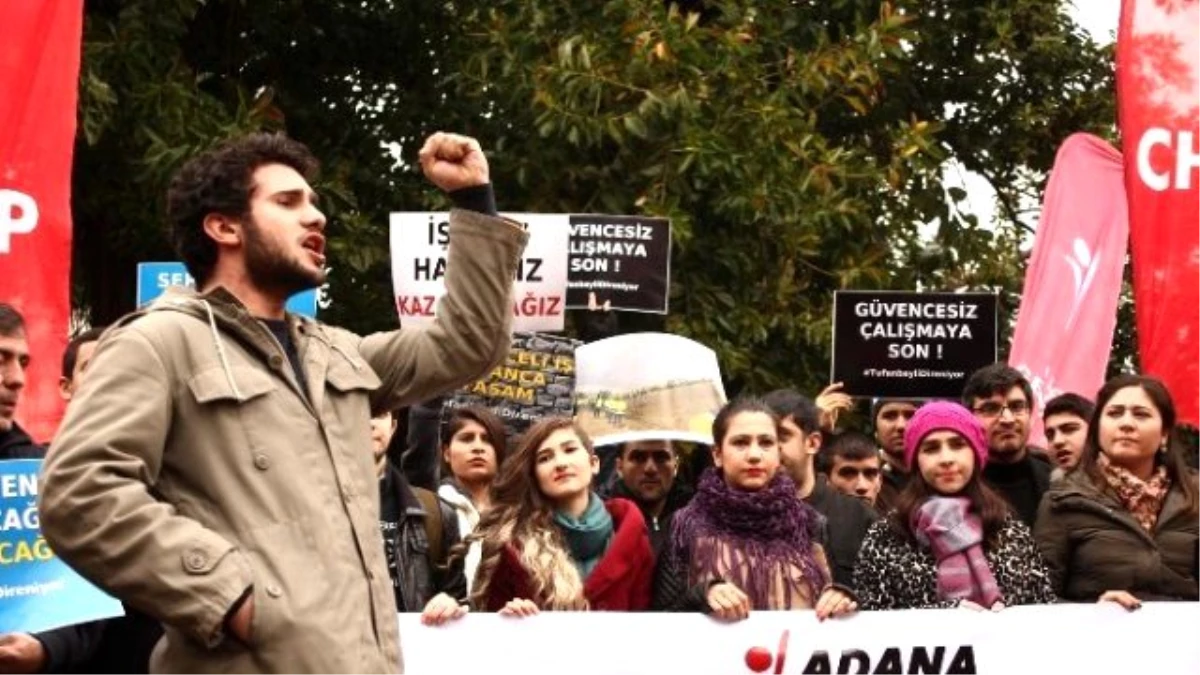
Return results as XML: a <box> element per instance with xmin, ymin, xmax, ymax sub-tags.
<box><xmin>243</xmin><ymin>220</ymin><xmax>324</xmax><ymax>297</ymax></box>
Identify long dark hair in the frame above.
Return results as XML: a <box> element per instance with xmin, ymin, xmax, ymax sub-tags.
<box><xmin>890</xmin><ymin>438</ymin><xmax>1011</xmax><ymax>547</ymax></box>
<box><xmin>1076</xmin><ymin>374</ymin><xmax>1199</xmax><ymax>516</ymax></box>
<box><xmin>462</xmin><ymin>417</ymin><xmax>593</xmax><ymax>610</ymax></box>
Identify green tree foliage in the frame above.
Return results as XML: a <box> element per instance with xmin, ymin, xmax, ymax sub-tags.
<box><xmin>72</xmin><ymin>0</ymin><xmax>1116</xmax><ymax>397</ymax></box>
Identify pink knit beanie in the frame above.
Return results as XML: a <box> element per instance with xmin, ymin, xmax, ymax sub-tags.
<box><xmin>902</xmin><ymin>401</ymin><xmax>988</xmax><ymax>471</ymax></box>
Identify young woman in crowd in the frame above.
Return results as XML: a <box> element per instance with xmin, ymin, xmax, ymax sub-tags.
<box><xmin>465</xmin><ymin>417</ymin><xmax>655</xmax><ymax>615</ymax></box>
<box><xmin>853</xmin><ymin>401</ymin><xmax>1056</xmax><ymax>610</ymax></box>
<box><xmin>1035</xmin><ymin>375</ymin><xmax>1199</xmax><ymax>607</ymax></box>
<box><xmin>434</xmin><ymin>405</ymin><xmax>509</xmax><ymax>593</ymax></box>
<box><xmin>653</xmin><ymin>398</ymin><xmax>857</xmax><ymax>621</ymax></box>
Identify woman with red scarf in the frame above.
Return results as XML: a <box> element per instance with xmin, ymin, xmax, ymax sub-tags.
<box><xmin>464</xmin><ymin>417</ymin><xmax>655</xmax><ymax>615</ymax></box>
<box><xmin>653</xmin><ymin>398</ymin><xmax>857</xmax><ymax>621</ymax></box>
<box><xmin>853</xmin><ymin>401</ymin><xmax>1056</xmax><ymax>610</ymax></box>
<box><xmin>1036</xmin><ymin>375</ymin><xmax>1199</xmax><ymax>607</ymax></box>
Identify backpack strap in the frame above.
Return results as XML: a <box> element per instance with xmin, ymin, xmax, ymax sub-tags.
<box><xmin>413</xmin><ymin>487</ymin><xmax>445</xmax><ymax>565</ymax></box>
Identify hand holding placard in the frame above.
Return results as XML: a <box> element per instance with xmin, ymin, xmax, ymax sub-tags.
<box><xmin>418</xmin><ymin>133</ymin><xmax>490</xmax><ymax>192</ymax></box>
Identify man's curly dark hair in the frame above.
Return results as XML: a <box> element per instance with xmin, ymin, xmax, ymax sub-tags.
<box><xmin>166</xmin><ymin>132</ymin><xmax>319</xmax><ymax>286</ymax></box>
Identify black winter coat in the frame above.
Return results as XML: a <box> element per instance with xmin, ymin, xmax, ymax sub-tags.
<box><xmin>610</xmin><ymin>479</ymin><xmax>693</xmax><ymax>556</ymax></box>
<box><xmin>806</xmin><ymin>477</ymin><xmax>878</xmax><ymax>588</ymax></box>
<box><xmin>379</xmin><ymin>464</ymin><xmax>467</xmax><ymax>611</ymax></box>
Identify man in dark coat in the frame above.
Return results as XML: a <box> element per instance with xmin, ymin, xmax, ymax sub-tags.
<box><xmin>764</xmin><ymin>389</ymin><xmax>877</xmax><ymax>589</ymax></box>
<box><xmin>610</xmin><ymin>440</ymin><xmax>693</xmax><ymax>555</ymax></box>
<box><xmin>963</xmin><ymin>363</ymin><xmax>1053</xmax><ymax>527</ymax></box>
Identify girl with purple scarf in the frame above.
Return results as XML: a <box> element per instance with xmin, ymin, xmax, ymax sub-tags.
<box><xmin>652</xmin><ymin>398</ymin><xmax>857</xmax><ymax>621</ymax></box>
<box><xmin>853</xmin><ymin>401</ymin><xmax>1057</xmax><ymax>610</ymax></box>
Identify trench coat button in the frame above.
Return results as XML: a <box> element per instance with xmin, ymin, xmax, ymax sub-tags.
<box><xmin>253</xmin><ymin>454</ymin><xmax>270</xmax><ymax>470</ymax></box>
<box><xmin>266</xmin><ymin>583</ymin><xmax>283</xmax><ymax>598</ymax></box>
<box><xmin>269</xmin><ymin>355</ymin><xmax>283</xmax><ymax>369</ymax></box>
<box><xmin>183</xmin><ymin>549</ymin><xmax>208</xmax><ymax>572</ymax></box>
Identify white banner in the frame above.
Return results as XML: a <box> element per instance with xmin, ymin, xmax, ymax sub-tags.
<box><xmin>389</xmin><ymin>212</ymin><xmax>569</xmax><ymax>332</ymax></box>
<box><xmin>398</xmin><ymin>604</ymin><xmax>1200</xmax><ymax>675</ymax></box>
<box><xmin>573</xmin><ymin>332</ymin><xmax>726</xmax><ymax>446</ymax></box>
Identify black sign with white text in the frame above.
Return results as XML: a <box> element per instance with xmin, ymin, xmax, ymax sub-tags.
<box><xmin>566</xmin><ymin>215</ymin><xmax>671</xmax><ymax>314</ymax></box>
<box><xmin>832</xmin><ymin>291</ymin><xmax>998</xmax><ymax>399</ymax></box>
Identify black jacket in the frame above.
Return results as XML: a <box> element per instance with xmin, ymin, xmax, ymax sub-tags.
<box><xmin>0</xmin><ymin>422</ymin><xmax>43</xmax><ymax>459</ymax></box>
<box><xmin>983</xmin><ymin>452</ymin><xmax>1053</xmax><ymax>528</ymax></box>
<box><xmin>398</xmin><ymin>398</ymin><xmax>444</xmax><ymax>492</ymax></box>
<box><xmin>379</xmin><ymin>463</ymin><xmax>467</xmax><ymax>612</ymax></box>
<box><xmin>610</xmin><ymin>479</ymin><xmax>693</xmax><ymax>556</ymax></box>
<box><xmin>805</xmin><ymin>476</ymin><xmax>878</xmax><ymax>588</ymax></box>
<box><xmin>36</xmin><ymin>611</ymin><xmax>162</xmax><ymax>674</ymax></box>
<box><xmin>876</xmin><ymin>462</ymin><xmax>908</xmax><ymax>513</ymax></box>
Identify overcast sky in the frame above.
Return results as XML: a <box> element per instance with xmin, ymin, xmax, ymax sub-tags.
<box><xmin>1071</xmin><ymin>0</ymin><xmax>1121</xmax><ymax>44</ymax></box>
<box><xmin>952</xmin><ymin>0</ymin><xmax>1121</xmax><ymax>235</ymax></box>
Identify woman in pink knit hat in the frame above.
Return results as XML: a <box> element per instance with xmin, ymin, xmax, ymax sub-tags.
<box><xmin>852</xmin><ymin>401</ymin><xmax>1057</xmax><ymax>610</ymax></box>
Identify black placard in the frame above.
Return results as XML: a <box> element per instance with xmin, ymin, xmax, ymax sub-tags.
<box><xmin>444</xmin><ymin>332</ymin><xmax>580</xmax><ymax>436</ymax></box>
<box><xmin>566</xmin><ymin>215</ymin><xmax>671</xmax><ymax>314</ymax></box>
<box><xmin>832</xmin><ymin>291</ymin><xmax>998</xmax><ymax>399</ymax></box>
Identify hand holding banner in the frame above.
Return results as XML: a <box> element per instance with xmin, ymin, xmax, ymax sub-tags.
<box><xmin>397</xmin><ymin>605</ymin><xmax>1200</xmax><ymax>675</ymax></box>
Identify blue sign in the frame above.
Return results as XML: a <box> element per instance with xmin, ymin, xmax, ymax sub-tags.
<box><xmin>136</xmin><ymin>262</ymin><xmax>319</xmax><ymax>318</ymax></box>
<box><xmin>0</xmin><ymin>460</ymin><xmax>125</xmax><ymax>633</ymax></box>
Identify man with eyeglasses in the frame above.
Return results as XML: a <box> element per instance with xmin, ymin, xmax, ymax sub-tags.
<box><xmin>612</xmin><ymin>439</ymin><xmax>693</xmax><ymax>554</ymax></box>
<box><xmin>962</xmin><ymin>363</ymin><xmax>1053</xmax><ymax>527</ymax></box>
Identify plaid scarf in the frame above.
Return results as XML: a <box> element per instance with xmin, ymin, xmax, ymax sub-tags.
<box><xmin>1098</xmin><ymin>453</ymin><xmax>1171</xmax><ymax>533</ymax></box>
<box><xmin>910</xmin><ymin>497</ymin><xmax>1003</xmax><ymax>608</ymax></box>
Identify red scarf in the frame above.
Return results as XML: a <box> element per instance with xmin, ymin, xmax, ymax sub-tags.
<box><xmin>1098</xmin><ymin>453</ymin><xmax>1171</xmax><ymax>532</ymax></box>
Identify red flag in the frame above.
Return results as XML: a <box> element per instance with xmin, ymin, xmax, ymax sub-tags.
<box><xmin>1117</xmin><ymin>0</ymin><xmax>1200</xmax><ymax>425</ymax></box>
<box><xmin>0</xmin><ymin>1</ymin><xmax>84</xmax><ymax>442</ymax></box>
<box><xmin>1009</xmin><ymin>134</ymin><xmax>1129</xmax><ymax>446</ymax></box>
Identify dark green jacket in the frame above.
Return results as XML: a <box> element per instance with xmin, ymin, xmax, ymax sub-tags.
<box><xmin>1034</xmin><ymin>469</ymin><xmax>1198</xmax><ymax>602</ymax></box>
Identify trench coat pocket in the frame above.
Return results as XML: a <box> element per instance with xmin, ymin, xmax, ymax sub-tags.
<box><xmin>189</xmin><ymin>366</ymin><xmax>277</xmax><ymax>404</ymax></box>
<box><xmin>326</xmin><ymin>359</ymin><xmax>382</xmax><ymax>393</ymax></box>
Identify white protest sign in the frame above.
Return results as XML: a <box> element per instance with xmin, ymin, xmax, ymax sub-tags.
<box><xmin>398</xmin><ymin>604</ymin><xmax>1200</xmax><ymax>675</ymax></box>
<box><xmin>389</xmin><ymin>212</ymin><xmax>569</xmax><ymax>332</ymax></box>
<box><xmin>573</xmin><ymin>332</ymin><xmax>727</xmax><ymax>446</ymax></box>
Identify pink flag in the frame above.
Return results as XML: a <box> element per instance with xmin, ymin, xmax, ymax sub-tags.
<box><xmin>1009</xmin><ymin>133</ymin><xmax>1129</xmax><ymax>446</ymax></box>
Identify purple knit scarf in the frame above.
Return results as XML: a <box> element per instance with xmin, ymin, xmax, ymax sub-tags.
<box><xmin>669</xmin><ymin>468</ymin><xmax>828</xmax><ymax>609</ymax></box>
<box><xmin>910</xmin><ymin>497</ymin><xmax>1003</xmax><ymax>608</ymax></box>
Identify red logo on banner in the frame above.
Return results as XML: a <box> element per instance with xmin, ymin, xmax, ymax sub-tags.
<box><xmin>0</xmin><ymin>0</ymin><xmax>84</xmax><ymax>442</ymax></box>
<box><xmin>1117</xmin><ymin>0</ymin><xmax>1200</xmax><ymax>424</ymax></box>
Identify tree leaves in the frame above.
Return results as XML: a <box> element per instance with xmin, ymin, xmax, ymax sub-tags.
<box><xmin>71</xmin><ymin>0</ymin><xmax>1121</xmax><ymax>396</ymax></box>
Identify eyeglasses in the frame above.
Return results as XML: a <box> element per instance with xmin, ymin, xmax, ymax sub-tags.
<box><xmin>626</xmin><ymin>450</ymin><xmax>673</xmax><ymax>465</ymax></box>
<box><xmin>973</xmin><ymin>399</ymin><xmax>1030</xmax><ymax>418</ymax></box>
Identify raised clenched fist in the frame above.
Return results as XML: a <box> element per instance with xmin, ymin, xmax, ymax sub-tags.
<box><xmin>418</xmin><ymin>132</ymin><xmax>490</xmax><ymax>192</ymax></box>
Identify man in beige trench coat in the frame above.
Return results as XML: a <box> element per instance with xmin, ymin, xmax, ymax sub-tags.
<box><xmin>37</xmin><ymin>131</ymin><xmax>527</xmax><ymax>673</ymax></box>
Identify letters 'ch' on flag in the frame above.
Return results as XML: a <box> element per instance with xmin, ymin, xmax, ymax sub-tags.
<box><xmin>1117</xmin><ymin>0</ymin><xmax>1200</xmax><ymax>425</ymax></box>
<box><xmin>1009</xmin><ymin>134</ymin><xmax>1129</xmax><ymax>446</ymax></box>
<box><xmin>0</xmin><ymin>1</ymin><xmax>85</xmax><ymax>442</ymax></box>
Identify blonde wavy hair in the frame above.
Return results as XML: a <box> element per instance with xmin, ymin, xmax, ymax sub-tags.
<box><xmin>462</xmin><ymin>417</ymin><xmax>594</xmax><ymax>610</ymax></box>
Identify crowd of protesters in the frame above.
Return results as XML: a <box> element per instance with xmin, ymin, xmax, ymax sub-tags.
<box><xmin>0</xmin><ymin>132</ymin><xmax>1196</xmax><ymax>674</ymax></box>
